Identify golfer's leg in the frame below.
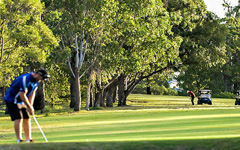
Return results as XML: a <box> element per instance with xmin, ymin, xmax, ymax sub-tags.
<box><xmin>23</xmin><ymin>119</ymin><xmax>32</xmax><ymax>140</ymax></box>
<box><xmin>191</xmin><ymin>97</ymin><xmax>194</xmax><ymax>105</ymax></box>
<box><xmin>14</xmin><ymin>119</ymin><xmax>23</xmax><ymax>140</ymax></box>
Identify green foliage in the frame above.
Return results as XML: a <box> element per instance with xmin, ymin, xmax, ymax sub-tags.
<box><xmin>152</xmin><ymin>84</ymin><xmax>178</xmax><ymax>95</ymax></box>
<box><xmin>44</xmin><ymin>105</ymin><xmax>52</xmax><ymax>117</ymax></box>
<box><xmin>44</xmin><ymin>64</ymin><xmax>70</xmax><ymax>106</ymax></box>
<box><xmin>178</xmin><ymin>90</ymin><xmax>188</xmax><ymax>96</ymax></box>
<box><xmin>132</xmin><ymin>83</ymin><xmax>146</xmax><ymax>94</ymax></box>
<box><xmin>178</xmin><ymin>1</ymin><xmax>240</xmax><ymax>94</ymax></box>
<box><xmin>176</xmin><ymin>11</ymin><xmax>230</xmax><ymax>93</ymax></box>
<box><xmin>133</xmin><ymin>82</ymin><xmax>177</xmax><ymax>96</ymax></box>
<box><xmin>1</xmin><ymin>0</ymin><xmax>239</xmax><ymax>108</ymax></box>
<box><xmin>0</xmin><ymin>0</ymin><xmax>57</xmax><ymax>87</ymax></box>
<box><xmin>213</xmin><ymin>92</ymin><xmax>236</xmax><ymax>99</ymax></box>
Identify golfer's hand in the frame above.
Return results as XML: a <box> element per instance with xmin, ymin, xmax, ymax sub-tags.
<box><xmin>27</xmin><ymin>106</ymin><xmax>35</xmax><ymax>115</ymax></box>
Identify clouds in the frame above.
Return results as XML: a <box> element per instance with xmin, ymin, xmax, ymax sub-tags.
<box><xmin>203</xmin><ymin>0</ymin><xmax>238</xmax><ymax>18</ymax></box>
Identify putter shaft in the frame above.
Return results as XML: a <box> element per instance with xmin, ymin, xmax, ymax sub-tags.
<box><xmin>33</xmin><ymin>115</ymin><xmax>48</xmax><ymax>142</ymax></box>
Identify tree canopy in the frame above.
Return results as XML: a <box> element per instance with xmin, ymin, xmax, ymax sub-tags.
<box><xmin>0</xmin><ymin>0</ymin><xmax>239</xmax><ymax>110</ymax></box>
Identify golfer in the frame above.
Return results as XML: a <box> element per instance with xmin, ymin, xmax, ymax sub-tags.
<box><xmin>187</xmin><ymin>90</ymin><xmax>195</xmax><ymax>105</ymax></box>
<box><xmin>4</xmin><ymin>70</ymin><xmax>50</xmax><ymax>143</ymax></box>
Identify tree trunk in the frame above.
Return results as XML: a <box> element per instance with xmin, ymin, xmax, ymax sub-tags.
<box><xmin>86</xmin><ymin>67</ymin><xmax>94</xmax><ymax>111</ymax></box>
<box><xmin>118</xmin><ymin>74</ymin><xmax>126</xmax><ymax>106</ymax></box>
<box><xmin>223</xmin><ymin>74</ymin><xmax>228</xmax><ymax>92</ymax></box>
<box><xmin>89</xmin><ymin>84</ymin><xmax>93</xmax><ymax>107</ymax></box>
<box><xmin>0</xmin><ymin>87</ymin><xmax>4</xmax><ymax>104</ymax></box>
<box><xmin>119</xmin><ymin>66</ymin><xmax>170</xmax><ymax>104</ymax></box>
<box><xmin>147</xmin><ymin>86</ymin><xmax>151</xmax><ymax>95</ymax></box>
<box><xmin>196</xmin><ymin>81</ymin><xmax>200</xmax><ymax>92</ymax></box>
<box><xmin>124</xmin><ymin>77</ymin><xmax>143</xmax><ymax>102</ymax></box>
<box><xmin>94</xmin><ymin>87</ymin><xmax>102</xmax><ymax>107</ymax></box>
<box><xmin>112</xmin><ymin>85</ymin><xmax>117</xmax><ymax>103</ymax></box>
<box><xmin>124</xmin><ymin>77</ymin><xmax>128</xmax><ymax>90</ymax></box>
<box><xmin>70</xmin><ymin>75</ymin><xmax>76</xmax><ymax>108</ymax></box>
<box><xmin>102</xmin><ymin>89</ymin><xmax>107</xmax><ymax>107</ymax></box>
<box><xmin>94</xmin><ymin>66</ymin><xmax>105</xmax><ymax>107</ymax></box>
<box><xmin>94</xmin><ymin>79</ymin><xmax>101</xmax><ymax>107</ymax></box>
<box><xmin>122</xmin><ymin>96</ymin><xmax>127</xmax><ymax>105</ymax></box>
<box><xmin>146</xmin><ymin>78</ymin><xmax>151</xmax><ymax>94</ymax></box>
<box><xmin>106</xmin><ymin>80</ymin><xmax>118</xmax><ymax>107</ymax></box>
<box><xmin>231</xmin><ymin>84</ymin><xmax>234</xmax><ymax>93</ymax></box>
<box><xmin>72</xmin><ymin>67</ymin><xmax>81</xmax><ymax>111</ymax></box>
<box><xmin>106</xmin><ymin>87</ymin><xmax>113</xmax><ymax>107</ymax></box>
<box><xmin>34</xmin><ymin>82</ymin><xmax>45</xmax><ymax>111</ymax></box>
<box><xmin>164</xmin><ymin>0</ymin><xmax>168</xmax><ymax>9</ymax></box>
<box><xmin>85</xmin><ymin>82</ymin><xmax>92</xmax><ymax>111</ymax></box>
<box><xmin>65</xmin><ymin>32</ymin><xmax>86</xmax><ymax>111</ymax></box>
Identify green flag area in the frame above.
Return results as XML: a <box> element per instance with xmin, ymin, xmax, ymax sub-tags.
<box><xmin>1</xmin><ymin>94</ymin><xmax>240</xmax><ymax>150</ymax></box>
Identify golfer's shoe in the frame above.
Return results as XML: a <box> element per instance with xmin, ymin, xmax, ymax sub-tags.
<box><xmin>16</xmin><ymin>139</ymin><xmax>24</xmax><ymax>143</ymax></box>
<box><xmin>26</xmin><ymin>139</ymin><xmax>35</xmax><ymax>143</ymax></box>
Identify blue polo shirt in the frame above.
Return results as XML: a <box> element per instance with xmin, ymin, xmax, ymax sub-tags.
<box><xmin>4</xmin><ymin>72</ymin><xmax>39</xmax><ymax>104</ymax></box>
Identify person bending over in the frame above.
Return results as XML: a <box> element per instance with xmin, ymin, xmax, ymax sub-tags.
<box><xmin>187</xmin><ymin>90</ymin><xmax>195</xmax><ymax>105</ymax></box>
<box><xmin>4</xmin><ymin>70</ymin><xmax>50</xmax><ymax>143</ymax></box>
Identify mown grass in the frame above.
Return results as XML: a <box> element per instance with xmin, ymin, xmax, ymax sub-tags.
<box><xmin>0</xmin><ymin>94</ymin><xmax>240</xmax><ymax>150</ymax></box>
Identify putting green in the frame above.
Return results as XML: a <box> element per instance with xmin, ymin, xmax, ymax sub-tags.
<box><xmin>0</xmin><ymin>94</ymin><xmax>240</xmax><ymax>150</ymax></box>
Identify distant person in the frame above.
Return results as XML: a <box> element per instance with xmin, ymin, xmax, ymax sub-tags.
<box><xmin>187</xmin><ymin>90</ymin><xmax>195</xmax><ymax>105</ymax></box>
<box><xmin>4</xmin><ymin>70</ymin><xmax>50</xmax><ymax>143</ymax></box>
<box><xmin>207</xmin><ymin>91</ymin><xmax>211</xmax><ymax>98</ymax></box>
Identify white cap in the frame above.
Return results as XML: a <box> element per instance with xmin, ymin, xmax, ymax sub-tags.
<box><xmin>187</xmin><ymin>90</ymin><xmax>189</xmax><ymax>93</ymax></box>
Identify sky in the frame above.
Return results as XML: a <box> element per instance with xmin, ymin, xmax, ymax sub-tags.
<box><xmin>203</xmin><ymin>0</ymin><xmax>238</xmax><ymax>18</ymax></box>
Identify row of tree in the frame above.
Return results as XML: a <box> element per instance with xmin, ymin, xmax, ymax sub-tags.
<box><xmin>177</xmin><ymin>0</ymin><xmax>240</xmax><ymax>94</ymax></box>
<box><xmin>0</xmin><ymin>0</ymin><xmax>239</xmax><ymax>111</ymax></box>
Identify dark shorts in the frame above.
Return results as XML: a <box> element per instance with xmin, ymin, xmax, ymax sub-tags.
<box><xmin>6</xmin><ymin>102</ymin><xmax>30</xmax><ymax>121</ymax></box>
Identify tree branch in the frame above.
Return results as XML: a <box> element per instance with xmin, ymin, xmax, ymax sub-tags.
<box><xmin>79</xmin><ymin>35</ymin><xmax>88</xmax><ymax>70</ymax></box>
<box><xmin>142</xmin><ymin>67</ymin><xmax>169</xmax><ymax>79</ymax></box>
<box><xmin>68</xmin><ymin>61</ymin><xmax>76</xmax><ymax>78</ymax></box>
<box><xmin>60</xmin><ymin>34</ymin><xmax>66</xmax><ymax>49</ymax></box>
<box><xmin>75</xmin><ymin>33</ymin><xmax>79</xmax><ymax>68</ymax></box>
<box><xmin>0</xmin><ymin>37</ymin><xmax>3</xmax><ymax>63</ymax></box>
<box><xmin>0</xmin><ymin>27</ymin><xmax>3</xmax><ymax>63</ymax></box>
<box><xmin>102</xmin><ymin>75</ymin><xmax>119</xmax><ymax>89</ymax></box>
<box><xmin>2</xmin><ymin>53</ymin><xmax>10</xmax><ymax>63</ymax></box>
<box><xmin>79</xmin><ymin>61</ymin><xmax>95</xmax><ymax>79</ymax></box>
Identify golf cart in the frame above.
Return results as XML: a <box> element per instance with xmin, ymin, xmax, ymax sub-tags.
<box><xmin>235</xmin><ymin>90</ymin><xmax>240</xmax><ymax>105</ymax></box>
<box><xmin>198</xmin><ymin>89</ymin><xmax>212</xmax><ymax>105</ymax></box>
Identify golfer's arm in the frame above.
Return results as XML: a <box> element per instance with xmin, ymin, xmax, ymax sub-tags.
<box><xmin>19</xmin><ymin>92</ymin><xmax>32</xmax><ymax>108</ymax></box>
<box><xmin>28</xmin><ymin>90</ymin><xmax>37</xmax><ymax>105</ymax></box>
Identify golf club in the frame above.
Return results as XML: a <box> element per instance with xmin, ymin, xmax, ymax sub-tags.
<box><xmin>32</xmin><ymin>115</ymin><xmax>48</xmax><ymax>142</ymax></box>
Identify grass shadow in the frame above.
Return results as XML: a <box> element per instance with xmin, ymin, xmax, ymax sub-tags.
<box><xmin>1</xmin><ymin>138</ymin><xmax>240</xmax><ymax>150</ymax></box>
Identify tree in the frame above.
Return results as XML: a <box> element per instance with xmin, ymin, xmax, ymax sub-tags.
<box><xmin>115</xmin><ymin>0</ymin><xmax>207</xmax><ymax>105</ymax></box>
<box><xmin>0</xmin><ymin>0</ymin><xmax>57</xmax><ymax>92</ymax></box>
<box><xmin>177</xmin><ymin>11</ymin><xmax>228</xmax><ymax>93</ymax></box>
<box><xmin>42</xmin><ymin>0</ymin><xmax>118</xmax><ymax>111</ymax></box>
<box><xmin>221</xmin><ymin>0</ymin><xmax>240</xmax><ymax>92</ymax></box>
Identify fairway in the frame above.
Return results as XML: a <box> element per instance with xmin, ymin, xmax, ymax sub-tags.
<box><xmin>1</xmin><ymin>94</ymin><xmax>240</xmax><ymax>150</ymax></box>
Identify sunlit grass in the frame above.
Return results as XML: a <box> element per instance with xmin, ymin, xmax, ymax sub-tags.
<box><xmin>0</xmin><ymin>94</ymin><xmax>240</xmax><ymax>150</ymax></box>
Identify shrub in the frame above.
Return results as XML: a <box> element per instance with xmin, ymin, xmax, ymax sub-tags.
<box><xmin>178</xmin><ymin>90</ymin><xmax>188</xmax><ymax>96</ymax></box>
<box><xmin>132</xmin><ymin>84</ymin><xmax>146</xmax><ymax>94</ymax></box>
<box><xmin>132</xmin><ymin>83</ymin><xmax>178</xmax><ymax>96</ymax></box>
<box><xmin>213</xmin><ymin>92</ymin><xmax>236</xmax><ymax>99</ymax></box>
<box><xmin>151</xmin><ymin>84</ymin><xmax>166</xmax><ymax>95</ymax></box>
<box><xmin>150</xmin><ymin>84</ymin><xmax>178</xmax><ymax>96</ymax></box>
<box><xmin>167</xmin><ymin>88</ymin><xmax>178</xmax><ymax>96</ymax></box>
<box><xmin>44</xmin><ymin>106</ymin><xmax>52</xmax><ymax>117</ymax></box>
